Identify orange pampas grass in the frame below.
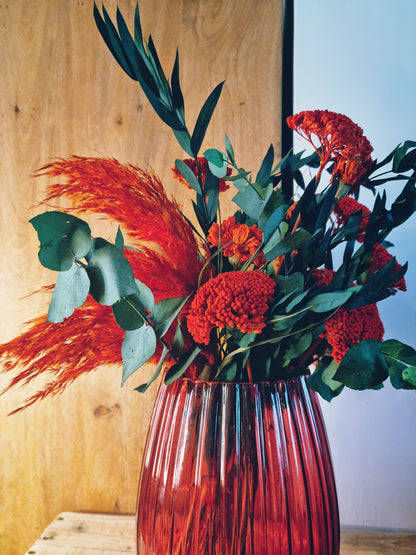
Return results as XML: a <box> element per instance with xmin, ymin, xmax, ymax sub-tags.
<box><xmin>1</xmin><ymin>157</ymin><xmax>204</xmax><ymax>411</ymax></box>
<box><xmin>0</xmin><ymin>298</ymin><xmax>124</xmax><ymax>414</ymax></box>
<box><xmin>38</xmin><ymin>157</ymin><xmax>204</xmax><ymax>299</ymax></box>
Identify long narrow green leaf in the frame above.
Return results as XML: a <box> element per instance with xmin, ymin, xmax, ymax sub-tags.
<box><xmin>173</xmin><ymin>128</ymin><xmax>193</xmax><ymax>156</ymax></box>
<box><xmin>100</xmin><ymin>5</ymin><xmax>135</xmax><ymax>78</ymax></box>
<box><xmin>164</xmin><ymin>346</ymin><xmax>202</xmax><ymax>385</ymax></box>
<box><xmin>256</xmin><ymin>144</ymin><xmax>274</xmax><ymax>186</ymax></box>
<box><xmin>136</xmin><ymin>345</ymin><xmax>170</xmax><ymax>393</ymax></box>
<box><xmin>133</xmin><ymin>2</ymin><xmax>144</xmax><ymax>49</ymax></box>
<box><xmin>190</xmin><ymin>81</ymin><xmax>224</xmax><ymax>156</ymax></box>
<box><xmin>147</xmin><ymin>35</ymin><xmax>172</xmax><ymax>105</ymax></box>
<box><xmin>175</xmin><ymin>159</ymin><xmax>203</xmax><ymax>195</ymax></box>
<box><xmin>171</xmin><ymin>49</ymin><xmax>184</xmax><ymax>112</ymax></box>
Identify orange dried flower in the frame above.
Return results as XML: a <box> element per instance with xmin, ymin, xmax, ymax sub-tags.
<box><xmin>38</xmin><ymin>156</ymin><xmax>204</xmax><ymax>301</ymax></box>
<box><xmin>287</xmin><ymin>110</ymin><xmax>373</xmax><ymax>186</ymax></box>
<box><xmin>207</xmin><ymin>216</ymin><xmax>266</xmax><ymax>267</ymax></box>
<box><xmin>187</xmin><ymin>270</ymin><xmax>275</xmax><ymax>345</ymax></box>
<box><xmin>286</xmin><ymin>200</ymin><xmax>298</xmax><ymax>220</ymax></box>
<box><xmin>1</xmin><ymin>157</ymin><xmax>207</xmax><ymax>410</ymax></box>
<box><xmin>172</xmin><ymin>157</ymin><xmax>230</xmax><ymax>192</ymax></box>
<box><xmin>0</xmin><ymin>298</ymin><xmax>124</xmax><ymax>413</ymax></box>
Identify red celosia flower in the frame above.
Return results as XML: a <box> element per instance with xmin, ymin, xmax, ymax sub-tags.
<box><xmin>368</xmin><ymin>243</ymin><xmax>406</xmax><ymax>292</ymax></box>
<box><xmin>287</xmin><ymin>110</ymin><xmax>373</xmax><ymax>186</ymax></box>
<box><xmin>1</xmin><ymin>157</ymin><xmax>207</xmax><ymax>411</ymax></box>
<box><xmin>172</xmin><ymin>157</ymin><xmax>230</xmax><ymax>192</ymax></box>
<box><xmin>334</xmin><ymin>197</ymin><xmax>371</xmax><ymax>242</ymax></box>
<box><xmin>207</xmin><ymin>216</ymin><xmax>266</xmax><ymax>267</ymax></box>
<box><xmin>312</xmin><ymin>267</ymin><xmax>384</xmax><ymax>361</ymax></box>
<box><xmin>186</xmin><ymin>271</ymin><xmax>275</xmax><ymax>345</ymax></box>
<box><xmin>312</xmin><ymin>268</ymin><xmax>336</xmax><ymax>288</ymax></box>
<box><xmin>325</xmin><ymin>304</ymin><xmax>384</xmax><ymax>363</ymax></box>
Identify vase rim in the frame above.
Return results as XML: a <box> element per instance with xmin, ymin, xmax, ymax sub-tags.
<box><xmin>170</xmin><ymin>374</ymin><xmax>310</xmax><ymax>387</ymax></box>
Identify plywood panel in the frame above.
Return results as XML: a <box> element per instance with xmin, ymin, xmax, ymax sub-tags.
<box><xmin>0</xmin><ymin>1</ymin><xmax>282</xmax><ymax>553</ymax></box>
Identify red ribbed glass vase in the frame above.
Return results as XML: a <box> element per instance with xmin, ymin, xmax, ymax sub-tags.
<box><xmin>136</xmin><ymin>375</ymin><xmax>339</xmax><ymax>554</ymax></box>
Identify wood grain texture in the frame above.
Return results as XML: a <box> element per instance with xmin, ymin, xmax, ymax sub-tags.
<box><xmin>0</xmin><ymin>1</ymin><xmax>282</xmax><ymax>554</ymax></box>
<box><xmin>24</xmin><ymin>513</ymin><xmax>416</xmax><ymax>555</ymax></box>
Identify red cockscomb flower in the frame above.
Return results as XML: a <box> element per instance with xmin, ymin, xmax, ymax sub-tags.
<box><xmin>172</xmin><ymin>157</ymin><xmax>230</xmax><ymax>192</ymax></box>
<box><xmin>312</xmin><ymin>268</ymin><xmax>336</xmax><ymax>288</ymax></box>
<box><xmin>287</xmin><ymin>110</ymin><xmax>373</xmax><ymax>186</ymax></box>
<box><xmin>334</xmin><ymin>197</ymin><xmax>371</xmax><ymax>242</ymax></box>
<box><xmin>187</xmin><ymin>271</ymin><xmax>275</xmax><ymax>345</ymax></box>
<box><xmin>313</xmin><ymin>267</ymin><xmax>384</xmax><ymax>362</ymax></box>
<box><xmin>207</xmin><ymin>216</ymin><xmax>266</xmax><ymax>267</ymax></box>
<box><xmin>325</xmin><ymin>304</ymin><xmax>384</xmax><ymax>363</ymax></box>
<box><xmin>368</xmin><ymin>243</ymin><xmax>406</xmax><ymax>292</ymax></box>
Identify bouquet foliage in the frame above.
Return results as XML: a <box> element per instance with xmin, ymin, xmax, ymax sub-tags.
<box><xmin>1</xmin><ymin>3</ymin><xmax>416</xmax><ymax>413</ymax></box>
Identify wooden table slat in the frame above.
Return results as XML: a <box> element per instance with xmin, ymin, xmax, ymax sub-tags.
<box><xmin>25</xmin><ymin>512</ymin><xmax>416</xmax><ymax>555</ymax></box>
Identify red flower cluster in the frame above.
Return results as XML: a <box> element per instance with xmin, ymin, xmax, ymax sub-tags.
<box><xmin>312</xmin><ymin>268</ymin><xmax>335</xmax><ymax>288</ymax></box>
<box><xmin>312</xmin><ymin>268</ymin><xmax>384</xmax><ymax>362</ymax></box>
<box><xmin>334</xmin><ymin>197</ymin><xmax>371</xmax><ymax>242</ymax></box>
<box><xmin>172</xmin><ymin>157</ymin><xmax>230</xmax><ymax>192</ymax></box>
<box><xmin>325</xmin><ymin>305</ymin><xmax>384</xmax><ymax>363</ymax></box>
<box><xmin>207</xmin><ymin>216</ymin><xmax>266</xmax><ymax>266</ymax></box>
<box><xmin>187</xmin><ymin>271</ymin><xmax>275</xmax><ymax>345</ymax></box>
<box><xmin>333</xmin><ymin>197</ymin><xmax>406</xmax><ymax>291</ymax></box>
<box><xmin>369</xmin><ymin>243</ymin><xmax>407</xmax><ymax>292</ymax></box>
<box><xmin>287</xmin><ymin>110</ymin><xmax>373</xmax><ymax>186</ymax></box>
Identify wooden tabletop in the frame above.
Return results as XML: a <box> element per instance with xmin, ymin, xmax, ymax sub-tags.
<box><xmin>25</xmin><ymin>512</ymin><xmax>416</xmax><ymax>554</ymax></box>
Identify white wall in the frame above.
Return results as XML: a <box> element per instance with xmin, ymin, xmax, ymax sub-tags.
<box><xmin>294</xmin><ymin>0</ymin><xmax>416</xmax><ymax>530</ymax></box>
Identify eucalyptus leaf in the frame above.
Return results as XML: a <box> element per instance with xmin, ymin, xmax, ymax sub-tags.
<box><xmin>112</xmin><ymin>295</ymin><xmax>146</xmax><ymax>331</ymax></box>
<box><xmin>263</xmin><ymin>228</ymin><xmax>311</xmax><ymax>260</ymax></box>
<box><xmin>30</xmin><ymin>211</ymin><xmax>91</xmax><ymax>272</ymax></box>
<box><xmin>334</xmin><ymin>339</ymin><xmax>388</xmax><ymax>390</ymax></box>
<box><xmin>308</xmin><ymin>358</ymin><xmax>344</xmax><ymax>401</ymax></box>
<box><xmin>135</xmin><ymin>279</ymin><xmax>155</xmax><ymax>314</ymax></box>
<box><xmin>204</xmin><ymin>148</ymin><xmax>225</xmax><ymax>167</ymax></box>
<box><xmin>170</xmin><ymin>319</ymin><xmax>185</xmax><ymax>358</ymax></box>
<box><xmin>121</xmin><ymin>324</ymin><xmax>157</xmax><ymax>385</ymax></box>
<box><xmin>402</xmin><ymin>366</ymin><xmax>416</xmax><ymax>387</ymax></box>
<box><xmin>208</xmin><ymin>158</ymin><xmax>228</xmax><ymax>179</ymax></box>
<box><xmin>47</xmin><ymin>263</ymin><xmax>90</xmax><ymax>323</ymax></box>
<box><xmin>284</xmin><ymin>331</ymin><xmax>312</xmax><ymax>360</ymax></box>
<box><xmin>275</xmin><ymin>272</ymin><xmax>304</xmax><ymax>296</ymax></box>
<box><xmin>263</xmin><ymin>205</ymin><xmax>287</xmax><ymax>243</ymax></box>
<box><xmin>86</xmin><ymin>238</ymin><xmax>138</xmax><ymax>306</ymax></box>
<box><xmin>309</xmin><ymin>289</ymin><xmax>355</xmax><ymax>313</ymax></box>
<box><xmin>255</xmin><ymin>144</ymin><xmax>274</xmax><ymax>186</ymax></box>
<box><xmin>381</xmin><ymin>339</ymin><xmax>416</xmax><ymax>389</ymax></box>
<box><xmin>115</xmin><ymin>227</ymin><xmax>124</xmax><ymax>252</ymax></box>
<box><xmin>152</xmin><ymin>296</ymin><xmax>188</xmax><ymax>338</ymax></box>
<box><xmin>232</xmin><ymin>181</ymin><xmax>274</xmax><ymax>222</ymax></box>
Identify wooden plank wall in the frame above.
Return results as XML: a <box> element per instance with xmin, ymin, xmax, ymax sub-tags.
<box><xmin>0</xmin><ymin>1</ymin><xmax>282</xmax><ymax>553</ymax></box>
